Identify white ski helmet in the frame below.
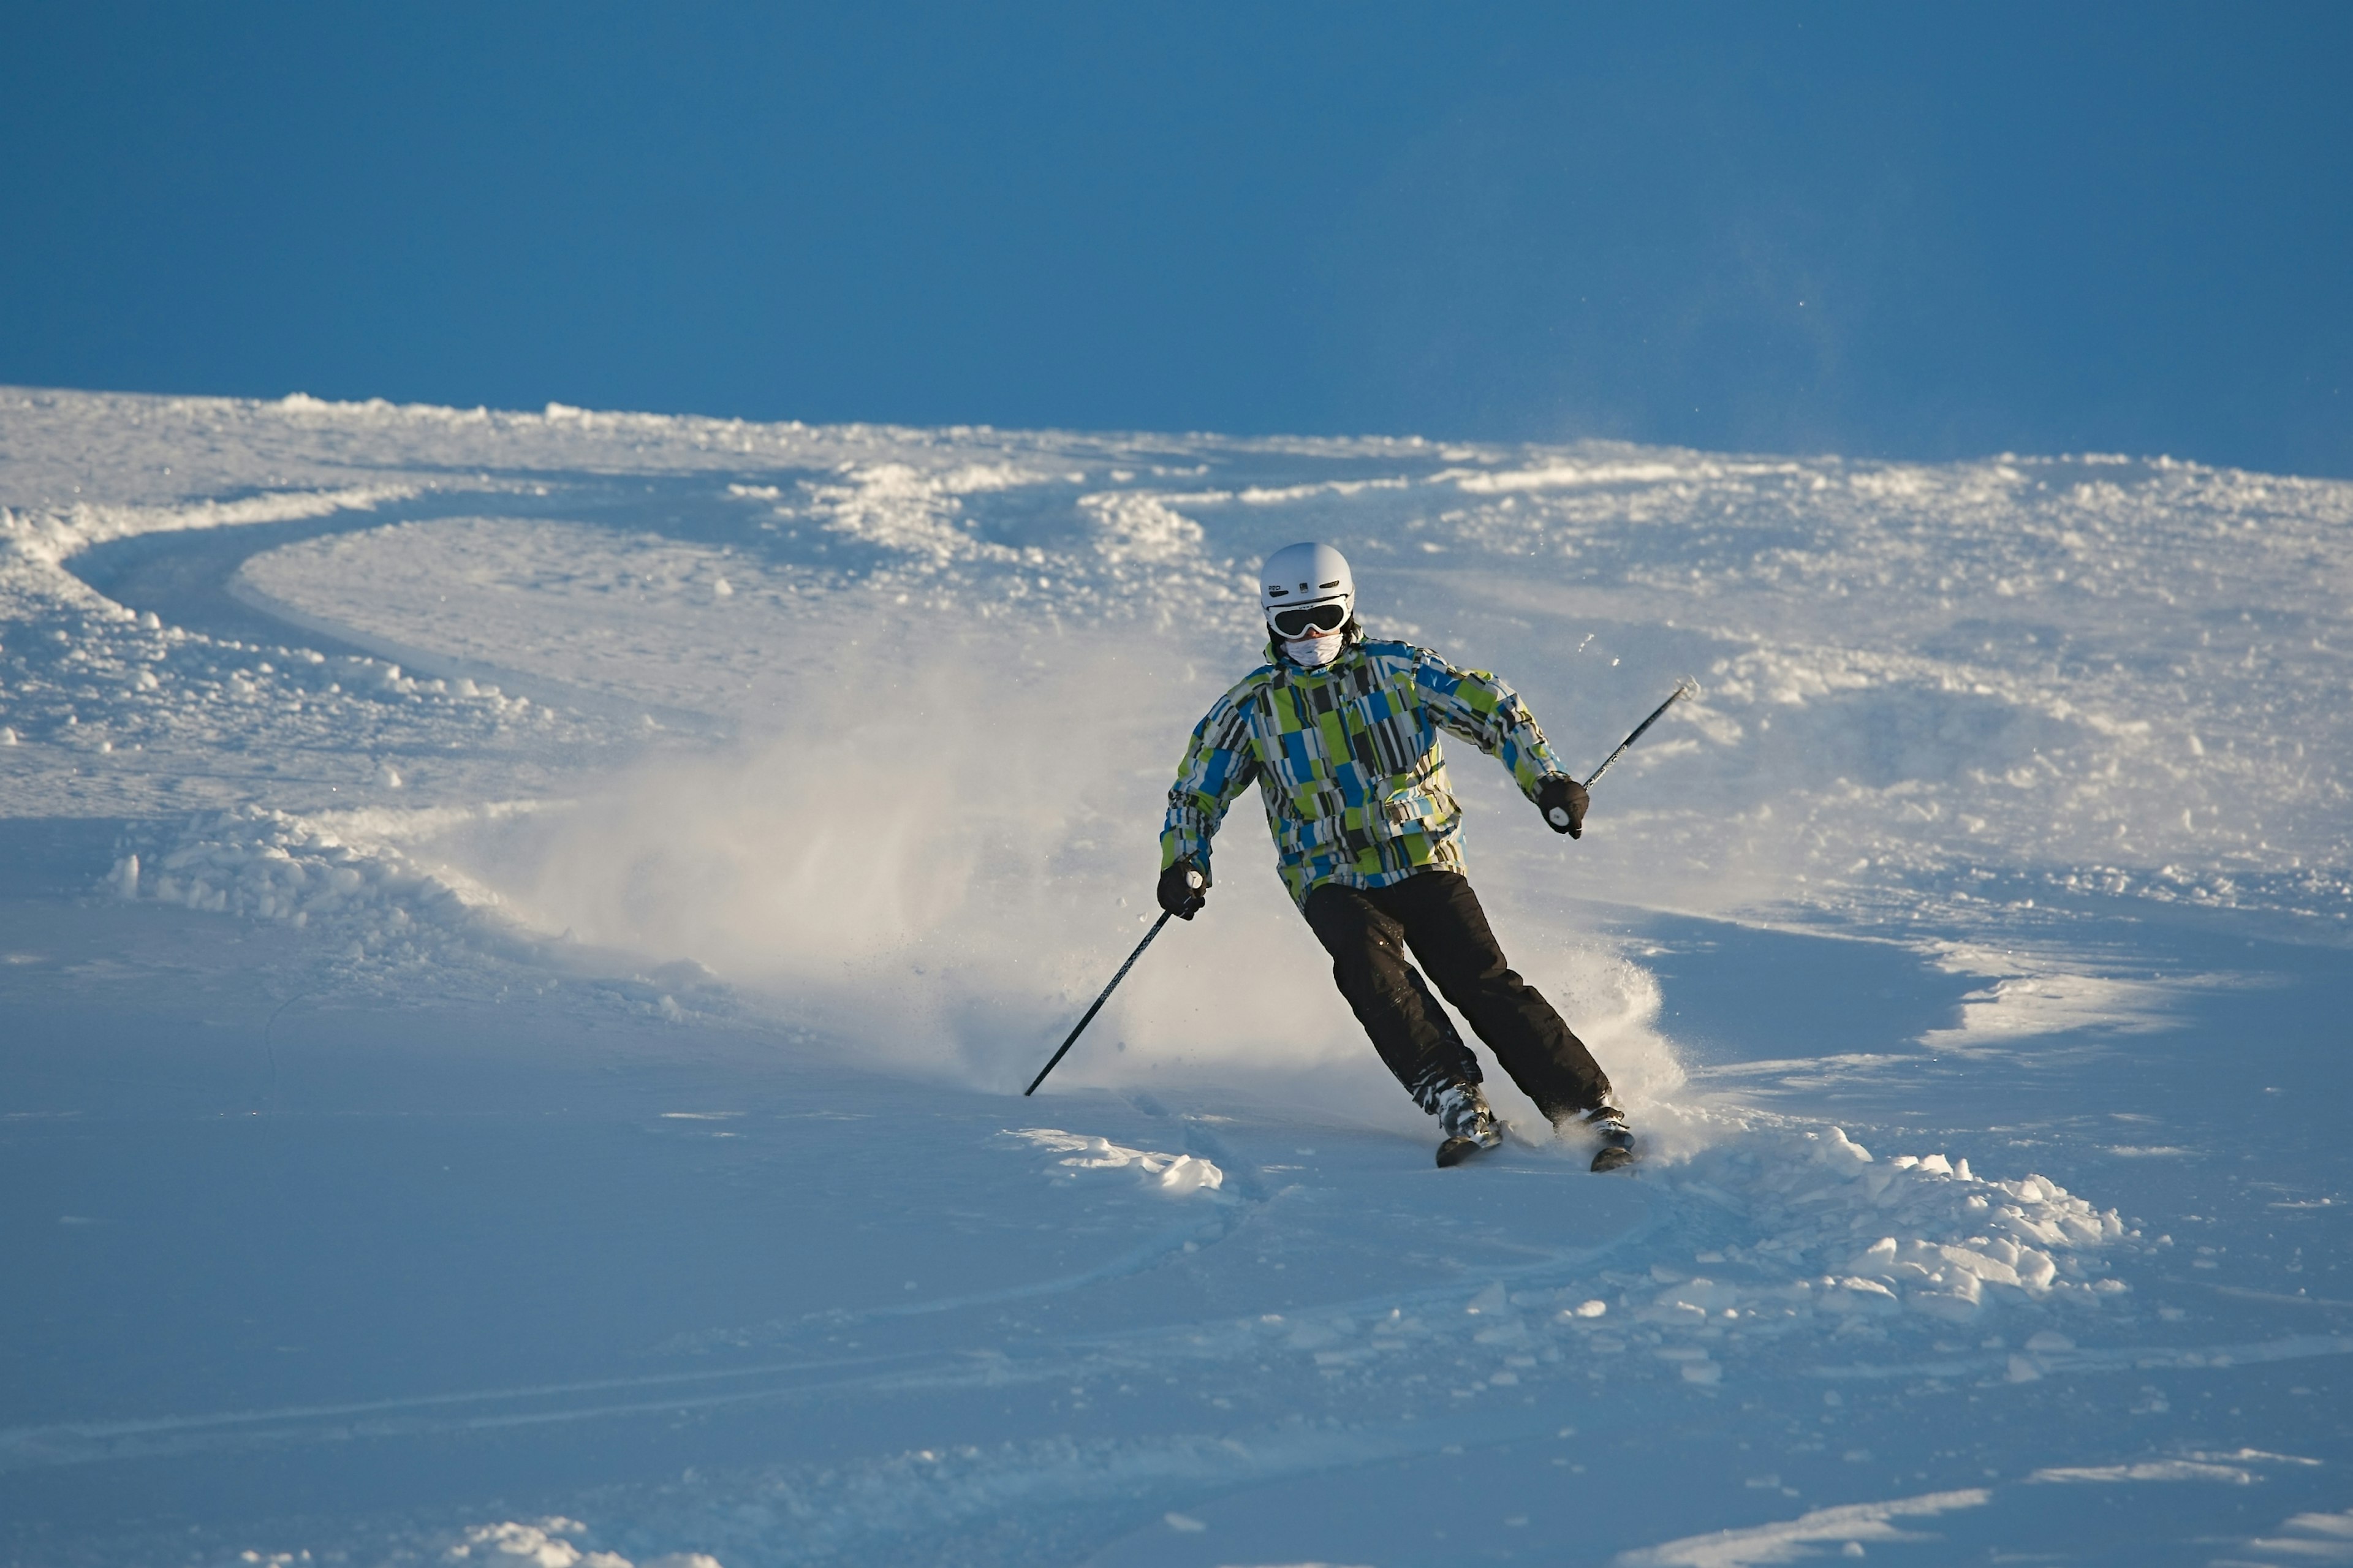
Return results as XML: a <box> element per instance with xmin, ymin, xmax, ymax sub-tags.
<box><xmin>1258</xmin><ymin>541</ymin><xmax>1355</xmax><ymax>640</ymax></box>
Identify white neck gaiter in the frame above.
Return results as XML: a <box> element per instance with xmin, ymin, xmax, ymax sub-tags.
<box><xmin>1284</xmin><ymin>632</ymin><xmax>1346</xmax><ymax>668</ymax></box>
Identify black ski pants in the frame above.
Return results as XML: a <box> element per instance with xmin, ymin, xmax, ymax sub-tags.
<box><xmin>1302</xmin><ymin>869</ymin><xmax>1612</xmax><ymax>1125</ymax></box>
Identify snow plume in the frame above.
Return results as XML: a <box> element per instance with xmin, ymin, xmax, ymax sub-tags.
<box><xmin>1547</xmin><ymin>940</ymin><xmax>1688</xmax><ymax>1110</ymax></box>
<box><xmin>422</xmin><ymin>622</ymin><xmax>1406</xmax><ymax>1100</ymax></box>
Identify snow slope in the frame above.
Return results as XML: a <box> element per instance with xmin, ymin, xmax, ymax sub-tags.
<box><xmin>1</xmin><ymin>386</ymin><xmax>2348</xmax><ymax>1566</ymax></box>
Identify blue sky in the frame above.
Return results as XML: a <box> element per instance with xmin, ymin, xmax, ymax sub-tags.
<box><xmin>4</xmin><ymin>2</ymin><xmax>2347</xmax><ymax>475</ymax></box>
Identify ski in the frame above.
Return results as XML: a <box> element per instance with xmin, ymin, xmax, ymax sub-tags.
<box><xmin>1436</xmin><ymin>1135</ymin><xmax>1496</xmax><ymax>1168</ymax></box>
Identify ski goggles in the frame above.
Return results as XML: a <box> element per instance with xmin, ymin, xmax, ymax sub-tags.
<box><xmin>1268</xmin><ymin>600</ymin><xmax>1349</xmax><ymax>639</ymax></box>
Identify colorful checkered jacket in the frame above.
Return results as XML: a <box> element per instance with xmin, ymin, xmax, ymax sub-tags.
<box><xmin>1160</xmin><ymin>628</ymin><xmax>1570</xmax><ymax>906</ymax></box>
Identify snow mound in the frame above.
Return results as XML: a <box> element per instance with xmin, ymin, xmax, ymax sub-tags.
<box><xmin>114</xmin><ymin>805</ymin><xmax>504</xmax><ymax>950</ymax></box>
<box><xmin>1003</xmin><ymin>1127</ymin><xmax>1226</xmax><ymax>1197</ymax></box>
<box><xmin>439</xmin><ymin>1518</ymin><xmax>716</xmax><ymax>1568</ymax></box>
<box><xmin>1637</xmin><ymin>1120</ymin><xmax>2130</xmax><ymax>1330</ymax></box>
<box><xmin>1614</xmin><ymin>1487</ymin><xmax>1991</xmax><ymax>1566</ymax></box>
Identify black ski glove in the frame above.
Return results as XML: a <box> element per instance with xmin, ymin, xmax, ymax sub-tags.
<box><xmin>1156</xmin><ymin>857</ymin><xmax>1210</xmax><ymax>920</ymax></box>
<box><xmin>1536</xmin><ymin>775</ymin><xmax>1590</xmax><ymax>839</ymax></box>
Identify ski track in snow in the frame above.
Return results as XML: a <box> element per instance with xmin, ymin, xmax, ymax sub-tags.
<box><xmin>2</xmin><ymin>387</ymin><xmax>2349</xmax><ymax>1566</ymax></box>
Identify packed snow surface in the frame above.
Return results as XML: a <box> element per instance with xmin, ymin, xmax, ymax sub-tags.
<box><xmin>1</xmin><ymin>386</ymin><xmax>2347</xmax><ymax>1566</ymax></box>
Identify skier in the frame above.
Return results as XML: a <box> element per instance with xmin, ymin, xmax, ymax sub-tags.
<box><xmin>1157</xmin><ymin>542</ymin><xmax>1636</xmax><ymax>1170</ymax></box>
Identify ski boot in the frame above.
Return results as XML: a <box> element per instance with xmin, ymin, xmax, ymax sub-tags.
<box><xmin>1433</xmin><ymin>1082</ymin><xmax>1504</xmax><ymax>1168</ymax></box>
<box><xmin>1583</xmin><ymin>1099</ymin><xmax>1637</xmax><ymax>1172</ymax></box>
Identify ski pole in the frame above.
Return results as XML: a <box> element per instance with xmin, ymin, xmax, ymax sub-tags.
<box><xmin>1583</xmin><ymin>679</ymin><xmax>1699</xmax><ymax>790</ymax></box>
<box><xmin>1025</xmin><ymin>910</ymin><xmax>1173</xmax><ymax>1096</ymax></box>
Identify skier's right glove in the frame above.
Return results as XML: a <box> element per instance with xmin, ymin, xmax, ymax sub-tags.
<box><xmin>1536</xmin><ymin>775</ymin><xmax>1590</xmax><ymax>838</ymax></box>
<box><xmin>1156</xmin><ymin>857</ymin><xmax>1210</xmax><ymax>920</ymax></box>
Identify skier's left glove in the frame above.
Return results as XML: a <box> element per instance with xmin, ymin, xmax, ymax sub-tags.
<box><xmin>1156</xmin><ymin>857</ymin><xmax>1210</xmax><ymax>920</ymax></box>
<box><xmin>1536</xmin><ymin>775</ymin><xmax>1590</xmax><ymax>838</ymax></box>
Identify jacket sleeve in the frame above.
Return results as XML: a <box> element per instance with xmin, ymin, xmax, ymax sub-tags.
<box><xmin>1412</xmin><ymin>650</ymin><xmax>1568</xmax><ymax>800</ymax></box>
<box><xmin>1160</xmin><ymin>685</ymin><xmax>1262</xmax><ymax>872</ymax></box>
